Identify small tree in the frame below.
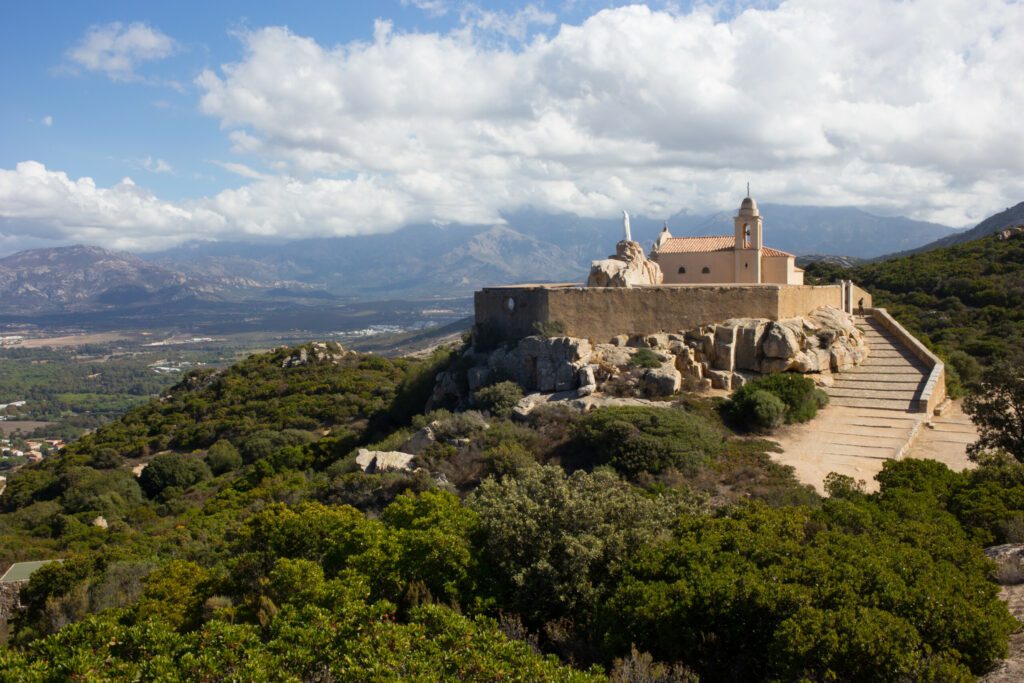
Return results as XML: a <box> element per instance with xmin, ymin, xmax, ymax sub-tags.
<box><xmin>964</xmin><ymin>361</ymin><xmax>1024</xmax><ymax>462</ymax></box>
<box><xmin>206</xmin><ymin>440</ymin><xmax>243</xmax><ymax>475</ymax></box>
<box><xmin>139</xmin><ymin>453</ymin><xmax>211</xmax><ymax>498</ymax></box>
<box><xmin>474</xmin><ymin>381</ymin><xmax>524</xmax><ymax>418</ymax></box>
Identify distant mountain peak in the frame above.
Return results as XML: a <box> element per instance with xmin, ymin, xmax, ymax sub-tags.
<box><xmin>878</xmin><ymin>199</ymin><xmax>1024</xmax><ymax>259</ymax></box>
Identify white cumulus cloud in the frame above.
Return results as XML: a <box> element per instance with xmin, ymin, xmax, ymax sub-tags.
<box><xmin>66</xmin><ymin>22</ymin><xmax>177</xmax><ymax>81</ymax></box>
<box><xmin>193</xmin><ymin>1</ymin><xmax>1024</xmax><ymax>227</ymax></box>
<box><xmin>3</xmin><ymin>1</ymin><xmax>1023</xmax><ymax>253</ymax></box>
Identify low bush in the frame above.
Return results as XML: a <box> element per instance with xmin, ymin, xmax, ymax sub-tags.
<box><xmin>139</xmin><ymin>453</ymin><xmax>211</xmax><ymax>499</ymax></box>
<box><xmin>474</xmin><ymin>381</ymin><xmax>524</xmax><ymax>418</ymax></box>
<box><xmin>745</xmin><ymin>390</ymin><xmax>787</xmax><ymax>430</ymax></box>
<box><xmin>629</xmin><ymin>348</ymin><xmax>662</xmax><ymax>369</ymax></box>
<box><xmin>206</xmin><ymin>440</ymin><xmax>242</xmax><ymax>475</ymax></box>
<box><xmin>533</xmin><ymin>320</ymin><xmax>567</xmax><ymax>337</ymax></box>
<box><xmin>725</xmin><ymin>373</ymin><xmax>828</xmax><ymax>431</ymax></box>
<box><xmin>570</xmin><ymin>406</ymin><xmax>724</xmax><ymax>476</ymax></box>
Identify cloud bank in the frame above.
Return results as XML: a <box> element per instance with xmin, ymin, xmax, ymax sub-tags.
<box><xmin>4</xmin><ymin>1</ymin><xmax>1024</xmax><ymax>251</ymax></box>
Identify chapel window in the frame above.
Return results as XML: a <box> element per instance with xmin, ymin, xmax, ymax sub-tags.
<box><xmin>702</xmin><ymin>266</ymin><xmax>710</xmax><ymax>274</ymax></box>
<box><xmin>678</xmin><ymin>266</ymin><xmax>686</xmax><ymax>274</ymax></box>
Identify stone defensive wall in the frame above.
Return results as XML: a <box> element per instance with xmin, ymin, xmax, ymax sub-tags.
<box><xmin>475</xmin><ymin>283</ymin><xmax>869</xmax><ymax>344</ymax></box>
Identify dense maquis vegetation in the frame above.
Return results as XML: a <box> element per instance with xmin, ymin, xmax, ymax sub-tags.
<box><xmin>0</xmin><ymin>342</ymin><xmax>1020</xmax><ymax>680</ymax></box>
<box><xmin>804</xmin><ymin>231</ymin><xmax>1024</xmax><ymax>393</ymax></box>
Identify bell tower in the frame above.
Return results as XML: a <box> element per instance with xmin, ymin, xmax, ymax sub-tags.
<box><xmin>734</xmin><ymin>190</ymin><xmax>763</xmax><ymax>283</ymax></box>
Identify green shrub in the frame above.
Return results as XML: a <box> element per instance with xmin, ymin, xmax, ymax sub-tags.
<box><xmin>607</xmin><ymin>500</ymin><xmax>1016</xmax><ymax>681</ymax></box>
<box><xmin>484</xmin><ymin>442</ymin><xmax>537</xmax><ymax>479</ymax></box>
<box><xmin>746</xmin><ymin>390</ymin><xmax>787</xmax><ymax>430</ymax></box>
<box><xmin>206</xmin><ymin>440</ymin><xmax>242</xmax><ymax>475</ymax></box>
<box><xmin>431</xmin><ymin>411</ymin><xmax>489</xmax><ymax>443</ymax></box>
<box><xmin>139</xmin><ymin>453</ymin><xmax>211</xmax><ymax>499</ymax></box>
<box><xmin>629</xmin><ymin>348</ymin><xmax>662</xmax><ymax>369</ymax></box>
<box><xmin>725</xmin><ymin>373</ymin><xmax>828</xmax><ymax>431</ymax></box>
<box><xmin>474</xmin><ymin>381</ymin><xmax>524</xmax><ymax>418</ymax></box>
<box><xmin>571</xmin><ymin>406</ymin><xmax>724</xmax><ymax>476</ymax></box>
<box><xmin>533</xmin><ymin>320</ymin><xmax>567</xmax><ymax>337</ymax></box>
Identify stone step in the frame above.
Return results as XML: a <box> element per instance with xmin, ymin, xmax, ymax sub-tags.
<box><xmin>829</xmin><ymin>387</ymin><xmax>923</xmax><ymax>399</ymax></box>
<box><xmin>832</xmin><ymin>379</ymin><xmax>924</xmax><ymax>391</ymax></box>
<box><xmin>827</xmin><ymin>387</ymin><xmax>919</xmax><ymax>400</ymax></box>
<box><xmin>826</xmin><ymin>430</ymin><xmax>908</xmax><ymax>445</ymax></box>
<box><xmin>843</xmin><ymin>367</ymin><xmax>925</xmax><ymax>376</ymax></box>
<box><xmin>869</xmin><ymin>350</ymin><xmax>920</xmax><ymax>359</ymax></box>
<box><xmin>828</xmin><ymin>396</ymin><xmax>917</xmax><ymax>411</ymax></box>
<box><xmin>819</xmin><ymin>442</ymin><xmax>899</xmax><ymax>459</ymax></box>
<box><xmin>846</xmin><ymin>362</ymin><xmax>924</xmax><ymax>371</ymax></box>
<box><xmin>849</xmin><ymin>418</ymin><xmax>921</xmax><ymax>430</ymax></box>
<box><xmin>857</xmin><ymin>360</ymin><xmax>927</xmax><ymax>370</ymax></box>
<box><xmin>931</xmin><ymin>423</ymin><xmax>976</xmax><ymax>433</ymax></box>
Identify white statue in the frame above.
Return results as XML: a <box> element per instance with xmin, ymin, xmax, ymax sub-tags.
<box><xmin>622</xmin><ymin>210</ymin><xmax>632</xmax><ymax>242</ymax></box>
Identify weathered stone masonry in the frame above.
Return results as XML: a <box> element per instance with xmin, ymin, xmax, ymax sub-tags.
<box><xmin>476</xmin><ymin>283</ymin><xmax>869</xmax><ymax>344</ymax></box>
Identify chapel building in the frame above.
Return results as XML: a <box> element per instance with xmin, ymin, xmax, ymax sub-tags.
<box><xmin>651</xmin><ymin>195</ymin><xmax>803</xmax><ymax>285</ymax></box>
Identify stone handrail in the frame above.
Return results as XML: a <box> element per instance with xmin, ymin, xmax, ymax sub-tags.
<box><xmin>867</xmin><ymin>307</ymin><xmax>946</xmax><ymax>414</ymax></box>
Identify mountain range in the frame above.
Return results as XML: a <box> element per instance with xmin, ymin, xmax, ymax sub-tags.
<box><xmin>0</xmin><ymin>245</ymin><xmax>326</xmax><ymax>315</ymax></box>
<box><xmin>144</xmin><ymin>203</ymin><xmax>963</xmax><ymax>299</ymax></box>
<box><xmin>880</xmin><ymin>200</ymin><xmax>1024</xmax><ymax>258</ymax></box>
<box><xmin>3</xmin><ymin>201</ymin><xmax>1018</xmax><ymax>316</ymax></box>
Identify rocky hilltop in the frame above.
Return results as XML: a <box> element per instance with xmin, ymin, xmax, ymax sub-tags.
<box><xmin>435</xmin><ymin>305</ymin><xmax>867</xmax><ymax>408</ymax></box>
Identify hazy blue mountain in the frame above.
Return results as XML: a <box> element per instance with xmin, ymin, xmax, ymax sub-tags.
<box><xmin>0</xmin><ymin>245</ymin><xmax>328</xmax><ymax>315</ymax></box>
<box><xmin>0</xmin><ymin>205</ymin><xmax>964</xmax><ymax>311</ymax></box>
<box><xmin>880</xmin><ymin>200</ymin><xmax>1024</xmax><ymax>259</ymax></box>
<box><xmin>146</xmin><ymin>205</ymin><xmax>959</xmax><ymax>298</ymax></box>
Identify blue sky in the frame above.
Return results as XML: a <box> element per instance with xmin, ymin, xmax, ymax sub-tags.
<box><xmin>0</xmin><ymin>1</ymin><xmax>485</xmax><ymax>199</ymax></box>
<box><xmin>0</xmin><ymin>1</ymin><xmax>1021</xmax><ymax>254</ymax></box>
<box><xmin>1</xmin><ymin>1</ymin><xmax>686</xmax><ymax>200</ymax></box>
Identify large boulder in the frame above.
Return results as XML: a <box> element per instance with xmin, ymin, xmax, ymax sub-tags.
<box><xmin>732</xmin><ymin>319</ymin><xmax>768</xmax><ymax>372</ymax></box>
<box><xmin>577</xmin><ymin>365</ymin><xmax>598</xmax><ymax>397</ymax></box>
<box><xmin>587</xmin><ymin>240</ymin><xmax>664</xmax><ymax>287</ymax></box>
<box><xmin>489</xmin><ymin>335</ymin><xmax>593</xmax><ymax>393</ymax></box>
<box><xmin>356</xmin><ymin>449</ymin><xmax>416</xmax><ymax>473</ymax></box>
<box><xmin>762</xmin><ymin>322</ymin><xmax>802</xmax><ymax>359</ymax></box>
<box><xmin>713</xmin><ymin>325</ymin><xmax>738</xmax><ymax>371</ymax></box>
<box><xmin>642</xmin><ymin>365</ymin><xmax>682</xmax><ymax>397</ymax></box>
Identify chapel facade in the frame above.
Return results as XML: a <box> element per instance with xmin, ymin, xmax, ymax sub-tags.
<box><xmin>651</xmin><ymin>195</ymin><xmax>803</xmax><ymax>285</ymax></box>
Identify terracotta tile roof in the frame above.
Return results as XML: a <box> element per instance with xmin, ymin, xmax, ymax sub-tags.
<box><xmin>657</xmin><ymin>235</ymin><xmax>794</xmax><ymax>258</ymax></box>
<box><xmin>657</xmin><ymin>236</ymin><xmax>734</xmax><ymax>253</ymax></box>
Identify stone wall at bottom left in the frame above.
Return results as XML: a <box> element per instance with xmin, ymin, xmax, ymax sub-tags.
<box><xmin>0</xmin><ymin>581</ymin><xmax>25</xmax><ymax>640</ymax></box>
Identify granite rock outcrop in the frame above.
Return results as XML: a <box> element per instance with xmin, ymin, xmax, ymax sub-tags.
<box><xmin>433</xmin><ymin>305</ymin><xmax>867</xmax><ymax>405</ymax></box>
<box><xmin>587</xmin><ymin>240</ymin><xmax>664</xmax><ymax>288</ymax></box>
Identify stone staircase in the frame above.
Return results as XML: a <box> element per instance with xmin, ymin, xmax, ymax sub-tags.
<box><xmin>771</xmin><ymin>313</ymin><xmax>943</xmax><ymax>492</ymax></box>
<box><xmin>825</xmin><ymin>314</ymin><xmax>929</xmax><ymax>413</ymax></box>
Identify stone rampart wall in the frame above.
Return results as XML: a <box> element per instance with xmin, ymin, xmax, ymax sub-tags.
<box><xmin>851</xmin><ymin>283</ymin><xmax>873</xmax><ymax>311</ymax></box>
<box><xmin>777</xmin><ymin>285</ymin><xmax>844</xmax><ymax>319</ymax></box>
<box><xmin>476</xmin><ymin>283</ymin><xmax>848</xmax><ymax>344</ymax></box>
